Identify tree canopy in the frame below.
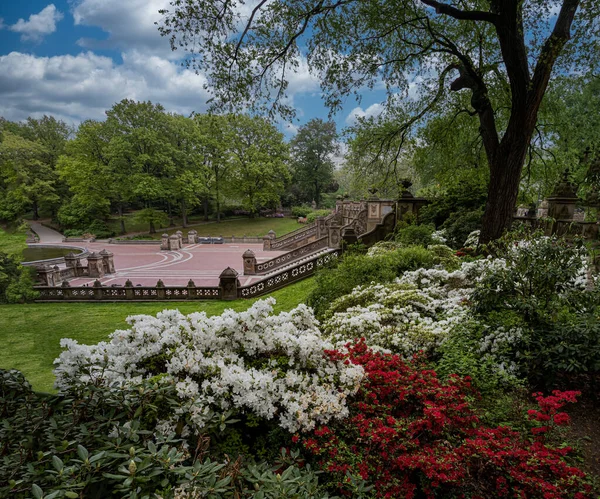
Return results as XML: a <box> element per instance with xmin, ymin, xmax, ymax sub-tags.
<box><xmin>159</xmin><ymin>0</ymin><xmax>599</xmax><ymax>242</ymax></box>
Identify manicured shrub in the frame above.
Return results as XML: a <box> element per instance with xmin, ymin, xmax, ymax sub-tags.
<box><xmin>291</xmin><ymin>206</ymin><xmax>312</xmax><ymax>218</ymax></box>
<box><xmin>394</xmin><ymin>223</ymin><xmax>435</xmax><ymax>247</ymax></box>
<box><xmin>0</xmin><ymin>369</ymin><xmax>334</xmax><ymax>499</ymax></box>
<box><xmin>298</xmin><ymin>341</ymin><xmax>593</xmax><ymax>498</ymax></box>
<box><xmin>54</xmin><ymin>298</ymin><xmax>364</xmax><ymax>433</ymax></box>
<box><xmin>308</xmin><ymin>246</ymin><xmax>435</xmax><ymax>319</ymax></box>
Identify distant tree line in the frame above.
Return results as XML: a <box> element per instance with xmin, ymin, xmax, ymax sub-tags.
<box><xmin>0</xmin><ymin>100</ymin><xmax>340</xmax><ymax>234</ymax></box>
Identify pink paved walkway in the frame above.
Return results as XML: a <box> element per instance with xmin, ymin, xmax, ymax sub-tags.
<box><xmin>36</xmin><ymin>241</ymin><xmax>285</xmax><ymax>287</ymax></box>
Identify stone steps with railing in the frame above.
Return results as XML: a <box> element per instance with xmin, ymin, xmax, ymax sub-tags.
<box><xmin>258</xmin><ymin>248</ymin><xmax>333</xmax><ymax>277</ymax></box>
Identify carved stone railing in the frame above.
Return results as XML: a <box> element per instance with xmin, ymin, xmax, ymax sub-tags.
<box><xmin>268</xmin><ymin>224</ymin><xmax>318</xmax><ymax>251</ymax></box>
<box><xmin>239</xmin><ymin>249</ymin><xmax>341</xmax><ymax>299</ymax></box>
<box><xmin>34</xmin><ymin>249</ymin><xmax>342</xmax><ymax>302</ymax></box>
<box><xmin>35</xmin><ymin>282</ymin><xmax>221</xmax><ymax>301</ymax></box>
<box><xmin>253</xmin><ymin>236</ymin><xmax>329</xmax><ymax>274</ymax></box>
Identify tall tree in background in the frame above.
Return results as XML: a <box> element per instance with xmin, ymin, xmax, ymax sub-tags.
<box><xmin>194</xmin><ymin>114</ymin><xmax>231</xmax><ymax>223</ymax></box>
<box><xmin>228</xmin><ymin>115</ymin><xmax>290</xmax><ymax>215</ymax></box>
<box><xmin>0</xmin><ymin>131</ymin><xmax>59</xmax><ymax>221</ymax></box>
<box><xmin>290</xmin><ymin>119</ymin><xmax>338</xmax><ymax>207</ymax></box>
<box><xmin>159</xmin><ymin>0</ymin><xmax>599</xmax><ymax>243</ymax></box>
<box><xmin>105</xmin><ymin>100</ymin><xmax>175</xmax><ymax>233</ymax></box>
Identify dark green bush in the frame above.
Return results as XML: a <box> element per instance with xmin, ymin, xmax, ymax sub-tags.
<box><xmin>86</xmin><ymin>219</ymin><xmax>115</xmax><ymax>239</ymax></box>
<box><xmin>62</xmin><ymin>229</ymin><xmax>83</xmax><ymax>238</ymax></box>
<box><xmin>308</xmin><ymin>246</ymin><xmax>435</xmax><ymax>319</ymax></box>
<box><xmin>0</xmin><ymin>370</ymin><xmax>333</xmax><ymax>499</ymax></box>
<box><xmin>291</xmin><ymin>206</ymin><xmax>312</xmax><ymax>218</ymax></box>
<box><xmin>394</xmin><ymin>223</ymin><xmax>435</xmax><ymax>247</ymax></box>
<box><xmin>440</xmin><ymin>208</ymin><xmax>483</xmax><ymax>248</ymax></box>
<box><xmin>0</xmin><ymin>253</ymin><xmax>38</xmax><ymax>303</ymax></box>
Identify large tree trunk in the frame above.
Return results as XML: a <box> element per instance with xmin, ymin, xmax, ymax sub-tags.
<box><xmin>181</xmin><ymin>199</ymin><xmax>188</xmax><ymax>227</ymax></box>
<box><xmin>203</xmin><ymin>197</ymin><xmax>209</xmax><ymax>221</ymax></box>
<box><xmin>118</xmin><ymin>204</ymin><xmax>126</xmax><ymax>234</ymax></box>
<box><xmin>479</xmin><ymin>140</ymin><xmax>530</xmax><ymax>244</ymax></box>
<box><xmin>32</xmin><ymin>200</ymin><xmax>39</xmax><ymax>220</ymax></box>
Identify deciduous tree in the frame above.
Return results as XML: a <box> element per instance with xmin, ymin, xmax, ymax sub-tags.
<box><xmin>159</xmin><ymin>0</ymin><xmax>599</xmax><ymax>243</ymax></box>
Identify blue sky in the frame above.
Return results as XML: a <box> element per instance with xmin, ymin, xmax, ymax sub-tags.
<box><xmin>0</xmin><ymin>1</ymin><xmax>387</xmax><ymax>138</ymax></box>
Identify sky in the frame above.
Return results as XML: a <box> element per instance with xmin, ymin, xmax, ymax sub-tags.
<box><xmin>0</xmin><ymin>1</ymin><xmax>387</xmax><ymax>138</ymax></box>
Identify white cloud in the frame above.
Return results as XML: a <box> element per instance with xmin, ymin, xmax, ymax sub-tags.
<box><xmin>72</xmin><ymin>0</ymin><xmax>173</xmax><ymax>56</ymax></box>
<box><xmin>0</xmin><ymin>51</ymin><xmax>212</xmax><ymax>123</ymax></box>
<box><xmin>345</xmin><ymin>102</ymin><xmax>384</xmax><ymax>125</ymax></box>
<box><xmin>8</xmin><ymin>4</ymin><xmax>63</xmax><ymax>42</ymax></box>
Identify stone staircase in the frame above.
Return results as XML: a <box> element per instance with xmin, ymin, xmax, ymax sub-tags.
<box><xmin>258</xmin><ymin>248</ymin><xmax>333</xmax><ymax>277</ymax></box>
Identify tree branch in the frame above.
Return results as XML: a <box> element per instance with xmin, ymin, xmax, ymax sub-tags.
<box><xmin>419</xmin><ymin>0</ymin><xmax>498</xmax><ymax>24</ymax></box>
<box><xmin>529</xmin><ymin>0</ymin><xmax>580</xmax><ymax>114</ymax></box>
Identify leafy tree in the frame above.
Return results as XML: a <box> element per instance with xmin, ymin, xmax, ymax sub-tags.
<box><xmin>166</xmin><ymin>114</ymin><xmax>210</xmax><ymax>227</ymax></box>
<box><xmin>159</xmin><ymin>0</ymin><xmax>600</xmax><ymax>243</ymax></box>
<box><xmin>104</xmin><ymin>100</ymin><xmax>176</xmax><ymax>218</ymax></box>
<box><xmin>56</xmin><ymin>120</ymin><xmax>117</xmax><ymax>229</ymax></box>
<box><xmin>228</xmin><ymin>114</ymin><xmax>290</xmax><ymax>215</ymax></box>
<box><xmin>0</xmin><ymin>131</ymin><xmax>59</xmax><ymax>221</ymax></box>
<box><xmin>194</xmin><ymin>114</ymin><xmax>231</xmax><ymax>222</ymax></box>
<box><xmin>289</xmin><ymin>119</ymin><xmax>338</xmax><ymax>207</ymax></box>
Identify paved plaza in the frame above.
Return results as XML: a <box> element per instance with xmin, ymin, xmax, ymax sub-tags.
<box><xmin>28</xmin><ymin>222</ymin><xmax>285</xmax><ymax>287</ymax></box>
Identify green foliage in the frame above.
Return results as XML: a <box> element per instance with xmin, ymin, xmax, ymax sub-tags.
<box><xmin>0</xmin><ymin>370</ymin><xmax>333</xmax><ymax>499</ymax></box>
<box><xmin>308</xmin><ymin>246</ymin><xmax>434</xmax><ymax>319</ymax></box>
<box><xmin>306</xmin><ymin>209</ymin><xmax>331</xmax><ymax>223</ymax></box>
<box><xmin>291</xmin><ymin>206</ymin><xmax>312</xmax><ymax>218</ymax></box>
<box><xmin>471</xmin><ymin>228</ymin><xmax>600</xmax><ymax>386</ymax></box>
<box><xmin>0</xmin><ymin>253</ymin><xmax>38</xmax><ymax>304</ymax></box>
<box><xmin>440</xmin><ymin>208</ymin><xmax>484</xmax><ymax>249</ymax></box>
<box><xmin>289</xmin><ymin>119</ymin><xmax>338</xmax><ymax>207</ymax></box>
<box><xmin>85</xmin><ymin>219</ymin><xmax>115</xmax><ymax>239</ymax></box>
<box><xmin>134</xmin><ymin>208</ymin><xmax>170</xmax><ymax>234</ymax></box>
<box><xmin>394</xmin><ymin>223</ymin><xmax>435</xmax><ymax>247</ymax></box>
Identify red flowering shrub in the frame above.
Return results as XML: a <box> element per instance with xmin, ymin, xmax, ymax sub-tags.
<box><xmin>300</xmin><ymin>340</ymin><xmax>592</xmax><ymax>498</ymax></box>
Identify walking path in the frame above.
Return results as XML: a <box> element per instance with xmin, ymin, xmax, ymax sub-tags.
<box><xmin>28</xmin><ymin>221</ymin><xmax>64</xmax><ymax>243</ymax></box>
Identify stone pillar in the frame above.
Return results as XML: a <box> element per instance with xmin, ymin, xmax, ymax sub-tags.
<box><xmin>87</xmin><ymin>252</ymin><xmax>105</xmax><ymax>278</ymax></box>
<box><xmin>328</xmin><ymin>224</ymin><xmax>342</xmax><ymax>249</ymax></box>
<box><xmin>243</xmin><ymin>249</ymin><xmax>257</xmax><ymax>275</ymax></box>
<box><xmin>537</xmin><ymin>200</ymin><xmax>549</xmax><ymax>219</ymax></box>
<box><xmin>263</xmin><ymin>235</ymin><xmax>272</xmax><ymax>250</ymax></box>
<box><xmin>161</xmin><ymin>233</ymin><xmax>170</xmax><ymax>251</ymax></box>
<box><xmin>64</xmin><ymin>252</ymin><xmax>78</xmax><ymax>268</ymax></box>
<box><xmin>124</xmin><ymin>279</ymin><xmax>134</xmax><ymax>300</ymax></box>
<box><xmin>93</xmin><ymin>279</ymin><xmax>103</xmax><ymax>300</ymax></box>
<box><xmin>156</xmin><ymin>279</ymin><xmax>166</xmax><ymax>300</ymax></box>
<box><xmin>187</xmin><ymin>279</ymin><xmax>196</xmax><ymax>298</ymax></box>
<box><xmin>75</xmin><ymin>261</ymin><xmax>85</xmax><ymax>277</ymax></box>
<box><xmin>187</xmin><ymin>230</ymin><xmax>198</xmax><ymax>244</ymax></box>
<box><xmin>169</xmin><ymin>235</ymin><xmax>180</xmax><ymax>250</ymax></box>
<box><xmin>37</xmin><ymin>265</ymin><xmax>55</xmax><ymax>286</ymax></box>
<box><xmin>99</xmin><ymin>249</ymin><xmax>115</xmax><ymax>274</ymax></box>
<box><xmin>219</xmin><ymin>267</ymin><xmax>239</xmax><ymax>300</ymax></box>
<box><xmin>176</xmin><ymin>230</ymin><xmax>183</xmax><ymax>247</ymax></box>
<box><xmin>61</xmin><ymin>280</ymin><xmax>71</xmax><ymax>300</ymax></box>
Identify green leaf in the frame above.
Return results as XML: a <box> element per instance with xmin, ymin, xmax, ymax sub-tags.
<box><xmin>77</xmin><ymin>445</ymin><xmax>89</xmax><ymax>461</ymax></box>
<box><xmin>31</xmin><ymin>484</ymin><xmax>43</xmax><ymax>499</ymax></box>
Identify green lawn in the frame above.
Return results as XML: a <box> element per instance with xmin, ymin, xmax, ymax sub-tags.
<box><xmin>0</xmin><ymin>278</ymin><xmax>315</xmax><ymax>392</ymax></box>
<box><xmin>110</xmin><ymin>216</ymin><xmax>301</xmax><ymax>239</ymax></box>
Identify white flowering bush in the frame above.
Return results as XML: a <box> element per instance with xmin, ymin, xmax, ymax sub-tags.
<box><xmin>54</xmin><ymin>298</ymin><xmax>363</xmax><ymax>433</ymax></box>
<box><xmin>463</xmin><ymin>230</ymin><xmax>480</xmax><ymax>248</ymax></box>
<box><xmin>366</xmin><ymin>240</ymin><xmax>404</xmax><ymax>257</ymax></box>
<box><xmin>321</xmin><ymin>261</ymin><xmax>486</xmax><ymax>355</ymax></box>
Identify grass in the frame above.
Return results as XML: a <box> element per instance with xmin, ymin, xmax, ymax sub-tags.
<box><xmin>0</xmin><ymin>277</ymin><xmax>315</xmax><ymax>392</ymax></box>
<box><xmin>110</xmin><ymin>216</ymin><xmax>301</xmax><ymax>239</ymax></box>
<box><xmin>0</xmin><ymin>227</ymin><xmax>27</xmax><ymax>257</ymax></box>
